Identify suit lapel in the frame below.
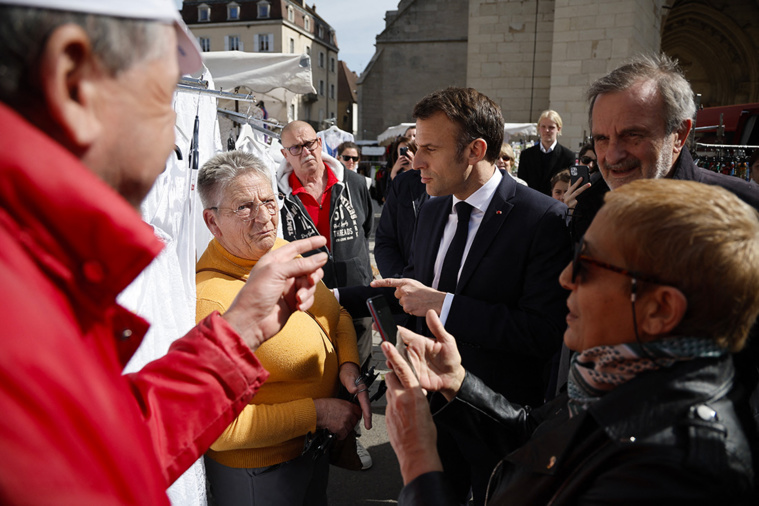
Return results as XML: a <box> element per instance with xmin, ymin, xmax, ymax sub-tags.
<box><xmin>456</xmin><ymin>175</ymin><xmax>515</xmax><ymax>292</ymax></box>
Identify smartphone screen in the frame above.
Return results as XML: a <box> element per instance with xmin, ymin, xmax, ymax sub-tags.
<box><xmin>366</xmin><ymin>295</ymin><xmax>417</xmax><ymax>377</ymax></box>
<box><xmin>570</xmin><ymin>164</ymin><xmax>589</xmax><ymax>186</ymax></box>
<box><xmin>366</xmin><ymin>295</ymin><xmax>397</xmax><ymax>344</ymax></box>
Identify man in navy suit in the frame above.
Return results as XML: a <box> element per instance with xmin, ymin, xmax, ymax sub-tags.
<box><xmin>370</xmin><ymin>88</ymin><xmax>571</xmax><ymax>506</ymax></box>
<box><xmin>517</xmin><ymin>110</ymin><xmax>576</xmax><ymax>195</ymax></box>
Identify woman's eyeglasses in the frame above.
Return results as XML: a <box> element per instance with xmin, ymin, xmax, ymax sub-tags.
<box><xmin>579</xmin><ymin>156</ymin><xmax>596</xmax><ymax>166</ymax></box>
<box><xmin>341</xmin><ymin>155</ymin><xmax>359</xmax><ymax>162</ymax></box>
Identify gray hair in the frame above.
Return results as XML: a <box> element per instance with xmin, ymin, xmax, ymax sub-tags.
<box><xmin>198</xmin><ymin>151</ymin><xmax>273</xmax><ymax>209</ymax></box>
<box><xmin>0</xmin><ymin>5</ymin><xmax>168</xmax><ymax>103</ymax></box>
<box><xmin>586</xmin><ymin>53</ymin><xmax>696</xmax><ymax>135</ymax></box>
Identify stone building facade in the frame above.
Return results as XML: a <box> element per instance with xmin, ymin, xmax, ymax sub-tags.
<box><xmin>182</xmin><ymin>0</ymin><xmax>339</xmax><ymax>129</ymax></box>
<box><xmin>359</xmin><ymin>0</ymin><xmax>759</xmax><ymax>150</ymax></box>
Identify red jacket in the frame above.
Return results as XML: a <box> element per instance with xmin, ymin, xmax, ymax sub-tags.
<box><xmin>0</xmin><ymin>103</ymin><xmax>269</xmax><ymax>504</ymax></box>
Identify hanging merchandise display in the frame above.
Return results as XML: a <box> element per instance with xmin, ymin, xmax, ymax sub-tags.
<box><xmin>318</xmin><ymin>124</ymin><xmax>354</xmax><ymax>158</ymax></box>
<box><xmin>695</xmin><ymin>143</ymin><xmax>758</xmax><ymax>182</ymax></box>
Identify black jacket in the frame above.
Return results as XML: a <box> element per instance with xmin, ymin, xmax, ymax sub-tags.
<box><xmin>399</xmin><ymin>355</ymin><xmax>756</xmax><ymax>505</ymax></box>
<box><xmin>277</xmin><ymin>155</ymin><xmax>374</xmax><ymax>289</ymax></box>
<box><xmin>518</xmin><ymin>142</ymin><xmax>575</xmax><ymax>196</ymax></box>
<box><xmin>373</xmin><ymin>169</ymin><xmax>429</xmax><ymax>279</ymax></box>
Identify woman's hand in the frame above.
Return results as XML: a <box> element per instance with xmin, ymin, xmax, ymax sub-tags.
<box><xmin>390</xmin><ymin>151</ymin><xmax>414</xmax><ymax>180</ymax></box>
<box><xmin>339</xmin><ymin>362</ymin><xmax>372</xmax><ymax>430</ymax></box>
<box><xmin>314</xmin><ymin>398</ymin><xmax>361</xmax><ymax>440</ymax></box>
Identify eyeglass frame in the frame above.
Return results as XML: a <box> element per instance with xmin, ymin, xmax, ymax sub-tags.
<box><xmin>571</xmin><ymin>236</ymin><xmax>669</xmax><ymax>358</ymax></box>
<box><xmin>208</xmin><ymin>199</ymin><xmax>278</xmax><ymax>222</ymax></box>
<box><xmin>341</xmin><ymin>155</ymin><xmax>360</xmax><ymax>162</ymax></box>
<box><xmin>283</xmin><ymin>138</ymin><xmax>320</xmax><ymax>156</ymax></box>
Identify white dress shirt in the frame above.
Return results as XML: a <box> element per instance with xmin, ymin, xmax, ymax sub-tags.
<box><xmin>433</xmin><ymin>169</ymin><xmax>503</xmax><ymax>324</ymax></box>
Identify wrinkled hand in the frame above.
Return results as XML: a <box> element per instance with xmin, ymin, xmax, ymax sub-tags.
<box><xmin>339</xmin><ymin>362</ymin><xmax>372</xmax><ymax>430</ymax></box>
<box><xmin>563</xmin><ymin>178</ymin><xmax>591</xmax><ymax>210</ymax></box>
<box><xmin>314</xmin><ymin>398</ymin><xmax>362</xmax><ymax>440</ymax></box>
<box><xmin>383</xmin><ymin>338</ymin><xmax>444</xmax><ymax>485</ymax></box>
<box><xmin>223</xmin><ymin>236</ymin><xmax>327</xmax><ymax>350</ymax></box>
<box><xmin>384</xmin><ymin>310</ymin><xmax>466</xmax><ymax>402</ymax></box>
<box><xmin>371</xmin><ymin>278</ymin><xmax>445</xmax><ymax>316</ymax></box>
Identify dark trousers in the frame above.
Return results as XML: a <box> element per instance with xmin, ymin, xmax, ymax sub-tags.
<box><xmin>205</xmin><ymin>448</ymin><xmax>329</xmax><ymax>506</ymax></box>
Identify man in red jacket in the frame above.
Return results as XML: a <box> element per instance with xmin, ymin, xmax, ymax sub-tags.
<box><xmin>0</xmin><ymin>1</ymin><xmax>329</xmax><ymax>503</ymax></box>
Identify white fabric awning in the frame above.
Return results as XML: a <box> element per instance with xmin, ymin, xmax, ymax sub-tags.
<box><xmin>504</xmin><ymin>123</ymin><xmax>537</xmax><ymax>136</ymax></box>
<box><xmin>377</xmin><ymin>123</ymin><xmax>416</xmax><ymax>146</ymax></box>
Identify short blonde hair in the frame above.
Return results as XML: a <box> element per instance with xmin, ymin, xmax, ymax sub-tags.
<box><xmin>499</xmin><ymin>143</ymin><xmax>515</xmax><ymax>161</ymax></box>
<box><xmin>602</xmin><ymin>179</ymin><xmax>759</xmax><ymax>351</ymax></box>
<box><xmin>538</xmin><ymin>110</ymin><xmax>563</xmax><ymax>132</ymax></box>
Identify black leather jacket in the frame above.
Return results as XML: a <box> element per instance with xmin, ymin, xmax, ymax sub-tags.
<box><xmin>399</xmin><ymin>355</ymin><xmax>756</xmax><ymax>505</ymax></box>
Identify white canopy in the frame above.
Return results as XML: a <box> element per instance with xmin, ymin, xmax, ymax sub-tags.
<box><xmin>377</xmin><ymin>123</ymin><xmax>416</xmax><ymax>146</ymax></box>
<box><xmin>504</xmin><ymin>123</ymin><xmax>537</xmax><ymax>137</ymax></box>
<box><xmin>199</xmin><ymin>51</ymin><xmax>317</xmax><ymax>124</ymax></box>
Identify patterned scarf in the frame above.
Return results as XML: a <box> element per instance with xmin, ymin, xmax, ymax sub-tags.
<box><xmin>566</xmin><ymin>337</ymin><xmax>726</xmax><ymax>417</ymax></box>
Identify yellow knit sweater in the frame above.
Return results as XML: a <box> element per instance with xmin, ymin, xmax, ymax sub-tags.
<box><xmin>196</xmin><ymin>237</ymin><xmax>359</xmax><ymax>468</ymax></box>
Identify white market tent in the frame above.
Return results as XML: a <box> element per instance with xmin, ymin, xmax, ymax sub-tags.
<box><xmin>377</xmin><ymin>123</ymin><xmax>416</xmax><ymax>146</ymax></box>
<box><xmin>200</xmin><ymin>51</ymin><xmax>317</xmax><ymax>125</ymax></box>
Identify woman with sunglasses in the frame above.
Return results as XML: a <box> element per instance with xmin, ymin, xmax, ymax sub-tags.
<box><xmin>337</xmin><ymin>141</ymin><xmax>361</xmax><ymax>172</ymax></box>
<box><xmin>382</xmin><ymin>179</ymin><xmax>759</xmax><ymax>505</ymax></box>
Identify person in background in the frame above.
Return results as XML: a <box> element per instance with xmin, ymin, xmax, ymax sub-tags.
<box><xmin>384</xmin><ymin>179</ymin><xmax>759</xmax><ymax>505</ymax></box>
<box><xmin>374</xmin><ymin>140</ymin><xmax>426</xmax><ymax>279</ymax></box>
<box><xmin>277</xmin><ymin>121</ymin><xmax>375</xmax><ymax>470</ymax></box>
<box><xmin>404</xmin><ymin>125</ymin><xmax>417</xmax><ymax>141</ymax></box>
<box><xmin>0</xmin><ymin>1</ymin><xmax>328</xmax><ymax>503</ymax></box>
<box><xmin>389</xmin><ymin>135</ymin><xmax>415</xmax><ymax>182</ymax></box>
<box><xmin>338</xmin><ymin>141</ymin><xmax>372</xmax><ymax>191</ymax></box>
<box><xmin>550</xmin><ymin>169</ymin><xmax>570</xmax><ymax>201</ymax></box>
<box><xmin>496</xmin><ymin>143</ymin><xmax>527</xmax><ymax>186</ymax></box>
<box><xmin>196</xmin><ymin>152</ymin><xmax>369</xmax><ymax>505</ymax></box>
<box><xmin>517</xmin><ymin>110</ymin><xmax>575</xmax><ymax>195</ymax></box>
<box><xmin>749</xmin><ymin>149</ymin><xmax>759</xmax><ymax>185</ymax></box>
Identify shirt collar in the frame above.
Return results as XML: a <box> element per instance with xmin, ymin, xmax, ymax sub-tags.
<box><xmin>452</xmin><ymin>169</ymin><xmax>502</xmax><ymax>214</ymax></box>
<box><xmin>540</xmin><ymin>139</ymin><xmax>558</xmax><ymax>153</ymax></box>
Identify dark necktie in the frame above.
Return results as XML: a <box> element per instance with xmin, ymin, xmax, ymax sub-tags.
<box><xmin>438</xmin><ymin>201</ymin><xmax>473</xmax><ymax>294</ymax></box>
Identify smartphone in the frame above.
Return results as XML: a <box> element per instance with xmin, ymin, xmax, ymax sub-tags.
<box><xmin>366</xmin><ymin>295</ymin><xmax>397</xmax><ymax>344</ymax></box>
<box><xmin>366</xmin><ymin>295</ymin><xmax>417</xmax><ymax>377</ymax></box>
<box><xmin>399</xmin><ymin>146</ymin><xmax>409</xmax><ymax>157</ymax></box>
<box><xmin>570</xmin><ymin>164</ymin><xmax>590</xmax><ymax>186</ymax></box>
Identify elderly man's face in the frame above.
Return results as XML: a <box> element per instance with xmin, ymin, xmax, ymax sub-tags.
<box><xmin>92</xmin><ymin>25</ymin><xmax>179</xmax><ymax>208</ymax></box>
<box><xmin>592</xmin><ymin>79</ymin><xmax>681</xmax><ymax>190</ymax></box>
<box><xmin>281</xmin><ymin>124</ymin><xmax>323</xmax><ymax>177</ymax></box>
<box><xmin>558</xmin><ymin>209</ymin><xmax>641</xmax><ymax>351</ymax></box>
<box><xmin>209</xmin><ymin>172</ymin><xmax>278</xmax><ymax>261</ymax></box>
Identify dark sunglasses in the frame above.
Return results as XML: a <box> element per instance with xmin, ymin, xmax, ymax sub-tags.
<box><xmin>341</xmin><ymin>155</ymin><xmax>360</xmax><ymax>162</ymax></box>
<box><xmin>571</xmin><ymin>237</ymin><xmax>662</xmax><ymax>285</ymax></box>
<box><xmin>579</xmin><ymin>156</ymin><xmax>596</xmax><ymax>165</ymax></box>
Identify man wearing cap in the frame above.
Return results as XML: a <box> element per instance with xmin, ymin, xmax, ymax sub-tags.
<box><xmin>0</xmin><ymin>1</ymin><xmax>330</xmax><ymax>504</ymax></box>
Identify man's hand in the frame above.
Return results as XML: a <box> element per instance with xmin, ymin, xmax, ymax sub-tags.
<box><xmin>314</xmin><ymin>398</ymin><xmax>362</xmax><ymax>440</ymax></box>
<box><xmin>563</xmin><ymin>178</ymin><xmax>591</xmax><ymax>210</ymax></box>
<box><xmin>222</xmin><ymin>236</ymin><xmax>328</xmax><ymax>350</ymax></box>
<box><xmin>383</xmin><ymin>310</ymin><xmax>466</xmax><ymax>402</ymax></box>
<box><xmin>383</xmin><ymin>338</ymin><xmax>444</xmax><ymax>485</ymax></box>
<box><xmin>371</xmin><ymin>278</ymin><xmax>445</xmax><ymax>316</ymax></box>
<box><xmin>339</xmin><ymin>362</ymin><xmax>372</xmax><ymax>430</ymax></box>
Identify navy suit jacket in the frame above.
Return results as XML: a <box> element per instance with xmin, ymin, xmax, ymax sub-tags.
<box><xmin>341</xmin><ymin>172</ymin><xmax>571</xmax><ymax>405</ymax></box>
<box><xmin>409</xmin><ymin>173</ymin><xmax>570</xmax><ymax>405</ymax></box>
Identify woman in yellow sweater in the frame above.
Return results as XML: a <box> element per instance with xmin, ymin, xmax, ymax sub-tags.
<box><xmin>196</xmin><ymin>151</ymin><xmax>371</xmax><ymax>506</ymax></box>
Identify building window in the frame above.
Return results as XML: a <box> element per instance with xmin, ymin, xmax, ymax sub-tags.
<box><xmin>256</xmin><ymin>34</ymin><xmax>273</xmax><ymax>52</ymax></box>
<box><xmin>199</xmin><ymin>37</ymin><xmax>211</xmax><ymax>52</ymax></box>
<box><xmin>198</xmin><ymin>3</ymin><xmax>210</xmax><ymax>22</ymax></box>
<box><xmin>225</xmin><ymin>35</ymin><xmax>242</xmax><ymax>51</ymax></box>
<box><xmin>318</xmin><ymin>25</ymin><xmax>324</xmax><ymax>39</ymax></box>
<box><xmin>319</xmin><ymin>80</ymin><xmax>324</xmax><ymax>96</ymax></box>
<box><xmin>287</xmin><ymin>6</ymin><xmax>294</xmax><ymax>22</ymax></box>
<box><xmin>319</xmin><ymin>51</ymin><xmax>324</xmax><ymax>68</ymax></box>
<box><xmin>258</xmin><ymin>0</ymin><xmax>270</xmax><ymax>19</ymax></box>
<box><xmin>289</xmin><ymin>103</ymin><xmax>295</xmax><ymax>121</ymax></box>
<box><xmin>330</xmin><ymin>57</ymin><xmax>335</xmax><ymax>73</ymax></box>
<box><xmin>289</xmin><ymin>38</ymin><xmax>295</xmax><ymax>53</ymax></box>
<box><xmin>330</xmin><ymin>84</ymin><xmax>335</xmax><ymax>99</ymax></box>
<box><xmin>305</xmin><ymin>46</ymin><xmax>311</xmax><ymax>56</ymax></box>
<box><xmin>304</xmin><ymin>15</ymin><xmax>310</xmax><ymax>31</ymax></box>
<box><xmin>227</xmin><ymin>2</ymin><xmax>240</xmax><ymax>20</ymax></box>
